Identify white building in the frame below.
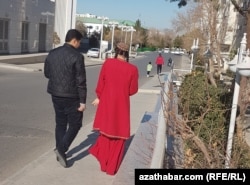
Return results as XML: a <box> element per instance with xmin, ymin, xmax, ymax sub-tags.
<box><xmin>76</xmin><ymin>13</ymin><xmax>134</xmax><ymax>36</ymax></box>
<box><xmin>217</xmin><ymin>0</ymin><xmax>246</xmax><ymax>52</ymax></box>
<box><xmin>0</xmin><ymin>0</ymin><xmax>55</xmax><ymax>54</ymax></box>
<box><xmin>76</xmin><ymin>13</ymin><xmax>97</xmax><ymax>18</ymax></box>
<box><xmin>76</xmin><ymin>14</ymin><xmax>110</xmax><ymax>35</ymax></box>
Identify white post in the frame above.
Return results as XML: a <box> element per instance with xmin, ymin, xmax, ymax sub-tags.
<box><xmin>120</xmin><ymin>25</ymin><xmax>125</xmax><ymax>42</ymax></box>
<box><xmin>225</xmin><ymin>33</ymin><xmax>247</xmax><ymax>168</ymax></box>
<box><xmin>190</xmin><ymin>38</ymin><xmax>199</xmax><ymax>72</ymax></box>
<box><xmin>238</xmin><ymin>33</ymin><xmax>247</xmax><ymax>64</ymax></box>
<box><xmin>111</xmin><ymin>24</ymin><xmax>115</xmax><ymax>58</ymax></box>
<box><xmin>125</xmin><ymin>28</ymin><xmax>128</xmax><ymax>44</ymax></box>
<box><xmin>225</xmin><ymin>71</ymin><xmax>241</xmax><ymax>168</ymax></box>
<box><xmin>190</xmin><ymin>52</ymin><xmax>194</xmax><ymax>72</ymax></box>
<box><xmin>196</xmin><ymin>38</ymin><xmax>199</xmax><ymax>47</ymax></box>
<box><xmin>120</xmin><ymin>26</ymin><xmax>123</xmax><ymax>42</ymax></box>
<box><xmin>99</xmin><ymin>17</ymin><xmax>104</xmax><ymax>60</ymax></box>
<box><xmin>129</xmin><ymin>27</ymin><xmax>134</xmax><ymax>57</ymax></box>
<box><xmin>192</xmin><ymin>39</ymin><xmax>195</xmax><ymax>49</ymax></box>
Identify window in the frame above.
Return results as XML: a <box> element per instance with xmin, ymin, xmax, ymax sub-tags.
<box><xmin>0</xmin><ymin>19</ymin><xmax>9</xmax><ymax>54</ymax></box>
<box><xmin>21</xmin><ymin>22</ymin><xmax>29</xmax><ymax>52</ymax></box>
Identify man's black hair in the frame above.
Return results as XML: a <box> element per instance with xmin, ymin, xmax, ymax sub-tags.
<box><xmin>65</xmin><ymin>29</ymin><xmax>83</xmax><ymax>42</ymax></box>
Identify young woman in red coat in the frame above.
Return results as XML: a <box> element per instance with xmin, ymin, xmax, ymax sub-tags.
<box><xmin>89</xmin><ymin>42</ymin><xmax>139</xmax><ymax>175</ymax></box>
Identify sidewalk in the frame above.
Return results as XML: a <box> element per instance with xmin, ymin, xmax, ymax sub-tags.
<box><xmin>0</xmin><ymin>56</ymin><xmax>161</xmax><ymax>185</ymax></box>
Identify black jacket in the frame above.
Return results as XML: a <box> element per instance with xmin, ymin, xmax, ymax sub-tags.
<box><xmin>44</xmin><ymin>43</ymin><xmax>87</xmax><ymax>104</ymax></box>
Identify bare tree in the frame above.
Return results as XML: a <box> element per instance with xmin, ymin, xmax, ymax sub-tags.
<box><xmin>53</xmin><ymin>32</ymin><xmax>61</xmax><ymax>48</ymax></box>
<box><xmin>167</xmin><ymin>0</ymin><xmax>250</xmax><ymax>164</ymax></box>
<box><xmin>75</xmin><ymin>20</ymin><xmax>87</xmax><ymax>37</ymax></box>
<box><xmin>171</xmin><ymin>0</ymin><xmax>236</xmax><ymax>87</ymax></box>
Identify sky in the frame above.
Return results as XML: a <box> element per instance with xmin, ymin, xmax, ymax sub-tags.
<box><xmin>76</xmin><ymin>0</ymin><xmax>189</xmax><ymax>30</ymax></box>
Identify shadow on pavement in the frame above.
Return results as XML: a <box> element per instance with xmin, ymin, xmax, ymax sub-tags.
<box><xmin>66</xmin><ymin>131</ymin><xmax>98</xmax><ymax>167</ymax></box>
<box><xmin>66</xmin><ymin>131</ymin><xmax>136</xmax><ymax>168</ymax></box>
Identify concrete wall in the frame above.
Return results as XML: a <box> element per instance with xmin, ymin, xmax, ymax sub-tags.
<box><xmin>54</xmin><ymin>0</ymin><xmax>76</xmax><ymax>47</ymax></box>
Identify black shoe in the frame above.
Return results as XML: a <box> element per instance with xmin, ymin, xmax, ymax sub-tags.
<box><xmin>54</xmin><ymin>148</ymin><xmax>67</xmax><ymax>168</ymax></box>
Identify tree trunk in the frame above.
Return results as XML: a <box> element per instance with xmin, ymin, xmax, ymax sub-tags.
<box><xmin>206</xmin><ymin>59</ymin><xmax>217</xmax><ymax>87</ymax></box>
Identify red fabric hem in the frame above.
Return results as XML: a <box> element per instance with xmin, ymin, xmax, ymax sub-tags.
<box><xmin>92</xmin><ymin>128</ymin><xmax>129</xmax><ymax>140</ymax></box>
<box><xmin>88</xmin><ymin>134</ymin><xmax>125</xmax><ymax>175</ymax></box>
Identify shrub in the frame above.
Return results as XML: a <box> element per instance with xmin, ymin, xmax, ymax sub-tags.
<box><xmin>176</xmin><ymin>70</ymin><xmax>250</xmax><ymax>168</ymax></box>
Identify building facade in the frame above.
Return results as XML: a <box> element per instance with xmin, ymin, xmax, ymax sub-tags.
<box><xmin>0</xmin><ymin>0</ymin><xmax>55</xmax><ymax>54</ymax></box>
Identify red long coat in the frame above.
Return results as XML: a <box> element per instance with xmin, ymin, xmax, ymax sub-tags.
<box><xmin>92</xmin><ymin>58</ymin><xmax>139</xmax><ymax>139</ymax></box>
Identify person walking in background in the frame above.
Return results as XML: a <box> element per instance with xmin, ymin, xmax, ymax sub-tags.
<box><xmin>89</xmin><ymin>42</ymin><xmax>139</xmax><ymax>175</ymax></box>
<box><xmin>147</xmin><ymin>61</ymin><xmax>153</xmax><ymax>77</ymax></box>
<box><xmin>44</xmin><ymin>29</ymin><xmax>87</xmax><ymax>168</ymax></box>
<box><xmin>168</xmin><ymin>57</ymin><xmax>173</xmax><ymax>67</ymax></box>
<box><xmin>155</xmin><ymin>53</ymin><xmax>164</xmax><ymax>74</ymax></box>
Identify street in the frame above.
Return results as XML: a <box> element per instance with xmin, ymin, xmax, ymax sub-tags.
<box><xmin>0</xmin><ymin>52</ymin><xmax>184</xmax><ymax>182</ymax></box>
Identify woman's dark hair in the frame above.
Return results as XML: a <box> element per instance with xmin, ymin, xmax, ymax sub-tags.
<box><xmin>114</xmin><ymin>47</ymin><xmax>129</xmax><ymax>62</ymax></box>
<box><xmin>65</xmin><ymin>29</ymin><xmax>83</xmax><ymax>42</ymax></box>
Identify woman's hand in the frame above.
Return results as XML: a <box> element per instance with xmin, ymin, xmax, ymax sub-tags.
<box><xmin>92</xmin><ymin>98</ymin><xmax>100</xmax><ymax>106</ymax></box>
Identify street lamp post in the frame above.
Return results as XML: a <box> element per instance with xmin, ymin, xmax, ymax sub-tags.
<box><xmin>225</xmin><ymin>33</ymin><xmax>250</xmax><ymax>168</ymax></box>
<box><xmin>112</xmin><ymin>25</ymin><xmax>115</xmax><ymax>56</ymax></box>
<box><xmin>124</xmin><ymin>27</ymin><xmax>128</xmax><ymax>44</ymax></box>
<box><xmin>129</xmin><ymin>26</ymin><xmax>136</xmax><ymax>57</ymax></box>
<box><xmin>120</xmin><ymin>25</ymin><xmax>126</xmax><ymax>42</ymax></box>
<box><xmin>190</xmin><ymin>38</ymin><xmax>199</xmax><ymax>72</ymax></box>
<box><xmin>108</xmin><ymin>21</ymin><xmax>118</xmax><ymax>58</ymax></box>
<box><xmin>98</xmin><ymin>16</ymin><xmax>108</xmax><ymax>60</ymax></box>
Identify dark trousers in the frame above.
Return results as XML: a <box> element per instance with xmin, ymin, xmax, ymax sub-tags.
<box><xmin>157</xmin><ymin>64</ymin><xmax>162</xmax><ymax>74</ymax></box>
<box><xmin>52</xmin><ymin>96</ymin><xmax>83</xmax><ymax>153</ymax></box>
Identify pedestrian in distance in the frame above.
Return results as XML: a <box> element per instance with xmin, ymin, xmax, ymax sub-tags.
<box><xmin>44</xmin><ymin>29</ymin><xmax>87</xmax><ymax>168</ymax></box>
<box><xmin>155</xmin><ymin>53</ymin><xmax>164</xmax><ymax>75</ymax></box>
<box><xmin>147</xmin><ymin>61</ymin><xmax>153</xmax><ymax>77</ymax></box>
<box><xmin>89</xmin><ymin>42</ymin><xmax>139</xmax><ymax>175</ymax></box>
<box><xmin>168</xmin><ymin>57</ymin><xmax>173</xmax><ymax>67</ymax></box>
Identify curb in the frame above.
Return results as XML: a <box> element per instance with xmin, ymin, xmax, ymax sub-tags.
<box><xmin>0</xmin><ymin>63</ymin><xmax>38</xmax><ymax>72</ymax></box>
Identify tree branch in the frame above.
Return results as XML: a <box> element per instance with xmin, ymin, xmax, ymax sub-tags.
<box><xmin>230</xmin><ymin>0</ymin><xmax>247</xmax><ymax>17</ymax></box>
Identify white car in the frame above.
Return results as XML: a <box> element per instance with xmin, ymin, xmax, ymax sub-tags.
<box><xmin>163</xmin><ymin>48</ymin><xmax>170</xmax><ymax>53</ymax></box>
<box><xmin>87</xmin><ymin>48</ymin><xmax>100</xmax><ymax>58</ymax></box>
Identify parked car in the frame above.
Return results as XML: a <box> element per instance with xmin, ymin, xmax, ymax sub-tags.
<box><xmin>171</xmin><ymin>48</ymin><xmax>185</xmax><ymax>55</ymax></box>
<box><xmin>163</xmin><ymin>48</ymin><xmax>170</xmax><ymax>53</ymax></box>
<box><xmin>87</xmin><ymin>48</ymin><xmax>100</xmax><ymax>58</ymax></box>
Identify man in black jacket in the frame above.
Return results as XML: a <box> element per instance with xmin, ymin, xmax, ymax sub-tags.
<box><xmin>44</xmin><ymin>29</ymin><xmax>87</xmax><ymax>167</ymax></box>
